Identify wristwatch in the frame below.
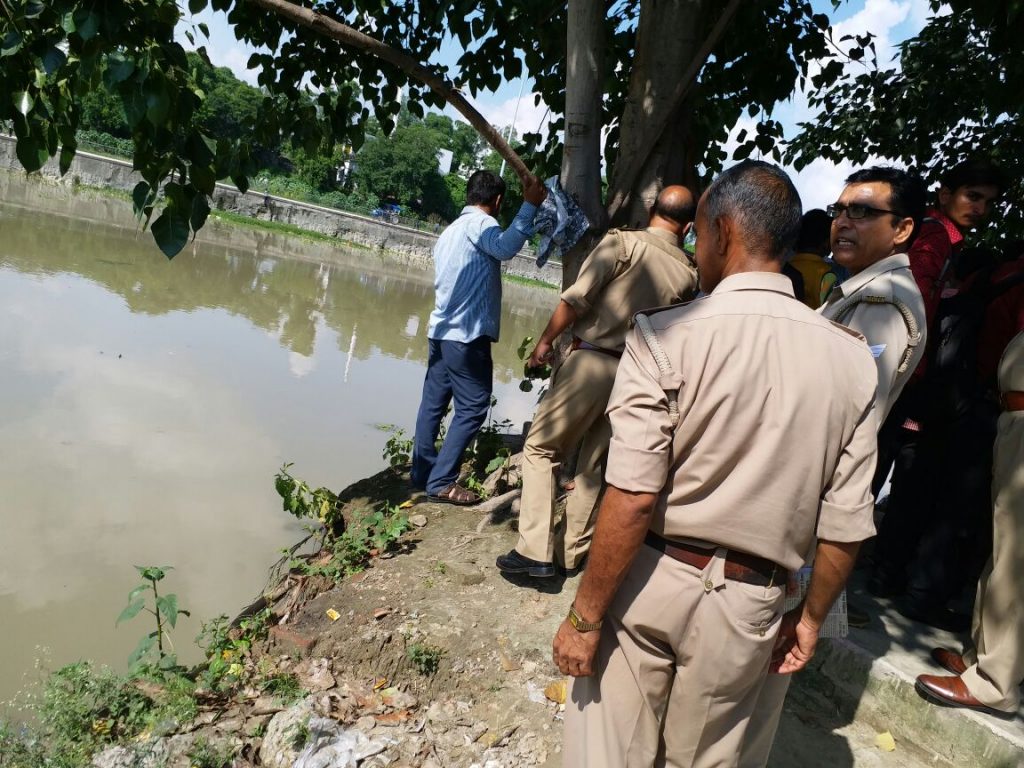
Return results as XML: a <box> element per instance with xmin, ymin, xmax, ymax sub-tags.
<box><xmin>567</xmin><ymin>603</ymin><xmax>603</xmax><ymax>632</ymax></box>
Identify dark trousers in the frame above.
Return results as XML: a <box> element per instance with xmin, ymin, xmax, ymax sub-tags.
<box><xmin>411</xmin><ymin>337</ymin><xmax>493</xmax><ymax>495</ymax></box>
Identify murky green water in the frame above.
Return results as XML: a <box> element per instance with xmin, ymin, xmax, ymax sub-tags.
<box><xmin>0</xmin><ymin>175</ymin><xmax>552</xmax><ymax>705</ymax></box>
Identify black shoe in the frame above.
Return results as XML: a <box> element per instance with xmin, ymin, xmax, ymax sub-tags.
<box><xmin>496</xmin><ymin>550</ymin><xmax>555</xmax><ymax>578</ymax></box>
<box><xmin>897</xmin><ymin>600</ymin><xmax>971</xmax><ymax>633</ymax></box>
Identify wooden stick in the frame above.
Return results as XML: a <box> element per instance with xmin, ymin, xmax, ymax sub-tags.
<box><xmin>245</xmin><ymin>0</ymin><xmax>529</xmax><ymax>178</ymax></box>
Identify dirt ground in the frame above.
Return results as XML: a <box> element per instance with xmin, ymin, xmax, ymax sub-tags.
<box><xmin>250</xmin><ymin>468</ymin><xmax>949</xmax><ymax>768</ymax></box>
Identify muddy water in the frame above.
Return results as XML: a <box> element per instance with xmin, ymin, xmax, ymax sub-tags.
<box><xmin>0</xmin><ymin>175</ymin><xmax>553</xmax><ymax>704</ymax></box>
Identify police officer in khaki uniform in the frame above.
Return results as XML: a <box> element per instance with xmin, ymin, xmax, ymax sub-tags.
<box><xmin>916</xmin><ymin>329</ymin><xmax>1024</xmax><ymax>716</ymax></box>
<box><xmin>740</xmin><ymin>166</ymin><xmax>929</xmax><ymax>767</ymax></box>
<box><xmin>496</xmin><ymin>186</ymin><xmax>698</xmax><ymax>579</ymax></box>
<box><xmin>552</xmin><ymin>161</ymin><xmax>880</xmax><ymax>767</ymax></box>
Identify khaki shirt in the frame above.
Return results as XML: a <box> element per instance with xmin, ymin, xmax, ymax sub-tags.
<box><xmin>561</xmin><ymin>227</ymin><xmax>697</xmax><ymax>353</ymax></box>
<box><xmin>606</xmin><ymin>272</ymin><xmax>879</xmax><ymax>571</ymax></box>
<box><xmin>999</xmin><ymin>330</ymin><xmax>1024</xmax><ymax>394</ymax></box>
<box><xmin>819</xmin><ymin>253</ymin><xmax>927</xmax><ymax>421</ymax></box>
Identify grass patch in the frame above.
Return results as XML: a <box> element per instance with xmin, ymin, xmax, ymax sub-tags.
<box><xmin>502</xmin><ymin>272</ymin><xmax>558</xmax><ymax>290</ymax></box>
<box><xmin>258</xmin><ymin>672</ymin><xmax>304</xmax><ymax>705</ymax></box>
<box><xmin>208</xmin><ymin>209</ymin><xmax>371</xmax><ymax>250</ymax></box>
<box><xmin>406</xmin><ymin>643</ymin><xmax>444</xmax><ymax>677</ymax></box>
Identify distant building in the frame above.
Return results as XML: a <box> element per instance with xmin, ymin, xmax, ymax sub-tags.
<box><xmin>437</xmin><ymin>148</ymin><xmax>454</xmax><ymax>177</ymax></box>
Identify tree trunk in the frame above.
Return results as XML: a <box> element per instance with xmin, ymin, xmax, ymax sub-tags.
<box><xmin>559</xmin><ymin>0</ymin><xmax>608</xmax><ymax>288</ymax></box>
<box><xmin>606</xmin><ymin>0</ymin><xmax>741</xmax><ymax>227</ymax></box>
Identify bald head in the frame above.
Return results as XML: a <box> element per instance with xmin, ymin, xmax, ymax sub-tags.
<box><xmin>650</xmin><ymin>185</ymin><xmax>696</xmax><ymax>235</ymax></box>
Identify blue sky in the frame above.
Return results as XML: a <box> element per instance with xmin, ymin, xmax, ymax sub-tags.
<box><xmin>181</xmin><ymin>0</ymin><xmax>937</xmax><ymax>208</ymax></box>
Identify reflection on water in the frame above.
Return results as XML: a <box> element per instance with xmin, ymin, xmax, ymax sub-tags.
<box><xmin>0</xmin><ymin>175</ymin><xmax>552</xmax><ymax>704</ymax></box>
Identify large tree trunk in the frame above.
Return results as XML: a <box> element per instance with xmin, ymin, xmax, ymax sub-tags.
<box><xmin>610</xmin><ymin>0</ymin><xmax>706</xmax><ymax>227</ymax></box>
<box><xmin>560</xmin><ymin>0</ymin><xmax>607</xmax><ymax>287</ymax></box>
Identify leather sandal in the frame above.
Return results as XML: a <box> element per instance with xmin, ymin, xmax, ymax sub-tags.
<box><xmin>427</xmin><ymin>483</ymin><xmax>481</xmax><ymax>506</ymax></box>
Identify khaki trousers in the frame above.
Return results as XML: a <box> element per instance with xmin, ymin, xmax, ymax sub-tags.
<box><xmin>736</xmin><ymin>674</ymin><xmax>789</xmax><ymax>768</ymax></box>
<box><xmin>564</xmin><ymin>545</ymin><xmax>785</xmax><ymax>768</ymax></box>
<box><xmin>518</xmin><ymin>349</ymin><xmax>619</xmax><ymax>568</ymax></box>
<box><xmin>961</xmin><ymin>411</ymin><xmax>1024</xmax><ymax>712</ymax></box>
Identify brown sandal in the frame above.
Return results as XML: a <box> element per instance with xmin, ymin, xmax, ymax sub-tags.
<box><xmin>427</xmin><ymin>483</ymin><xmax>481</xmax><ymax>506</ymax></box>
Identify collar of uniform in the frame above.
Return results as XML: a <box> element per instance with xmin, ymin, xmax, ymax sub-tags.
<box><xmin>832</xmin><ymin>252</ymin><xmax>910</xmax><ymax>300</ymax></box>
<box><xmin>711</xmin><ymin>271</ymin><xmax>795</xmax><ymax>297</ymax></box>
<box><xmin>644</xmin><ymin>226</ymin><xmax>680</xmax><ymax>245</ymax></box>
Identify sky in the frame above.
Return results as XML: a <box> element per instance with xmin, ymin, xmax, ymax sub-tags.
<box><xmin>181</xmin><ymin>0</ymin><xmax>938</xmax><ymax>210</ymax></box>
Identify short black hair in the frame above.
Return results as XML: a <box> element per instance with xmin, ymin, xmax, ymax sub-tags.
<box><xmin>845</xmin><ymin>166</ymin><xmax>927</xmax><ymax>226</ymax></box>
<box><xmin>704</xmin><ymin>160</ymin><xmax>802</xmax><ymax>258</ymax></box>
<box><xmin>652</xmin><ymin>189</ymin><xmax>696</xmax><ymax>225</ymax></box>
<box><xmin>466</xmin><ymin>170</ymin><xmax>506</xmax><ymax>206</ymax></box>
<box><xmin>796</xmin><ymin>209</ymin><xmax>832</xmax><ymax>252</ymax></box>
<box><xmin>940</xmin><ymin>158</ymin><xmax>1005</xmax><ymax>194</ymax></box>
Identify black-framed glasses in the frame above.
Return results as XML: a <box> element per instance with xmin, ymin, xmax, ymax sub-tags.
<box><xmin>826</xmin><ymin>202</ymin><xmax>903</xmax><ymax>220</ymax></box>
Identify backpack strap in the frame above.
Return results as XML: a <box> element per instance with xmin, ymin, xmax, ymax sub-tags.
<box><xmin>634</xmin><ymin>313</ymin><xmax>681</xmax><ymax>427</ymax></box>
<box><xmin>832</xmin><ymin>295</ymin><xmax>923</xmax><ymax>374</ymax></box>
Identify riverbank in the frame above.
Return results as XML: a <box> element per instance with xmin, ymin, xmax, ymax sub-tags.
<box><xmin>0</xmin><ymin>135</ymin><xmax>561</xmax><ymax>289</ymax></box>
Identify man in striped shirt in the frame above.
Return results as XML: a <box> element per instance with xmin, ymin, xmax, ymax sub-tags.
<box><xmin>411</xmin><ymin>169</ymin><xmax>547</xmax><ymax>504</ymax></box>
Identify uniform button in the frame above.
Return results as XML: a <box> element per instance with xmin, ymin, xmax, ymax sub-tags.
<box><xmin>704</xmin><ymin>579</ymin><xmax>714</xmax><ymax>591</ymax></box>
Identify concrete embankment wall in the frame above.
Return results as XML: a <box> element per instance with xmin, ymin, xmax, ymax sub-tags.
<box><xmin>0</xmin><ymin>134</ymin><xmax>560</xmax><ymax>286</ymax></box>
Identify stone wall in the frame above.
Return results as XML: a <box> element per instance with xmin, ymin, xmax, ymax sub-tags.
<box><xmin>0</xmin><ymin>134</ymin><xmax>561</xmax><ymax>287</ymax></box>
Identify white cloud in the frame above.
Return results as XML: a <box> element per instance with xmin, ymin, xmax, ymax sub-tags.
<box><xmin>448</xmin><ymin>86</ymin><xmax>553</xmax><ymax>140</ymax></box>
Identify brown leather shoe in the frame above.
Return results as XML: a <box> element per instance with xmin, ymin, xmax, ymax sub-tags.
<box><xmin>915</xmin><ymin>674</ymin><xmax>1012</xmax><ymax>718</ymax></box>
<box><xmin>930</xmin><ymin>647</ymin><xmax>968</xmax><ymax>676</ymax></box>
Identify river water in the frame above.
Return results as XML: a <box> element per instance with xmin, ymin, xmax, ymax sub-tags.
<box><xmin>0</xmin><ymin>175</ymin><xmax>552</xmax><ymax>705</ymax></box>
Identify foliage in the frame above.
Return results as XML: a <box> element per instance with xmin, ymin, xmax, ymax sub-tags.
<box><xmin>1</xmin><ymin>0</ymin><xmax>847</xmax><ymax>256</ymax></box>
<box><xmin>787</xmin><ymin>0</ymin><xmax>1023</xmax><ymax>240</ymax></box>
<box><xmin>186</xmin><ymin>737</ymin><xmax>235</xmax><ymax>768</ymax></box>
<box><xmin>406</xmin><ymin>643</ymin><xmax>443</xmax><ymax>677</ymax></box>
<box><xmin>516</xmin><ymin>335</ymin><xmax>551</xmax><ymax>394</ymax></box>
<box><xmin>330</xmin><ymin>504</ymin><xmax>410</xmax><ymax>575</ymax></box>
<box><xmin>275</xmin><ymin>463</ymin><xmax>345</xmax><ymax>541</ymax></box>
<box><xmin>116</xmin><ymin>566</ymin><xmax>191</xmax><ymax>673</ymax></box>
<box><xmin>195</xmin><ymin>608</ymin><xmax>270</xmax><ymax>692</ymax></box>
<box><xmin>0</xmin><ymin>661</ymin><xmax>191</xmax><ymax>768</ymax></box>
<box><xmin>258</xmin><ymin>672</ymin><xmax>304</xmax><ymax>705</ymax></box>
<box><xmin>379</xmin><ymin>424</ymin><xmax>413</xmax><ymax>469</ymax></box>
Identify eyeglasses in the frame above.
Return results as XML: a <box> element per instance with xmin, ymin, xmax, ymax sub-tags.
<box><xmin>826</xmin><ymin>202</ymin><xmax>903</xmax><ymax>220</ymax></box>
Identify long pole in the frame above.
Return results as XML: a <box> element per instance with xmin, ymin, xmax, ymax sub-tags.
<box><xmin>499</xmin><ymin>77</ymin><xmax>528</xmax><ymax>178</ymax></box>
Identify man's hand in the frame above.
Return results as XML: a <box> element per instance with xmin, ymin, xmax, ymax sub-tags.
<box><xmin>521</xmin><ymin>173</ymin><xmax>548</xmax><ymax>206</ymax></box>
<box><xmin>553</xmin><ymin>619</ymin><xmax>601</xmax><ymax>677</ymax></box>
<box><xmin>528</xmin><ymin>338</ymin><xmax>554</xmax><ymax>368</ymax></box>
<box><xmin>769</xmin><ymin>607</ymin><xmax>820</xmax><ymax>674</ymax></box>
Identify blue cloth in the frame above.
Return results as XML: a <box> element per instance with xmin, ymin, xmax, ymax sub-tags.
<box><xmin>411</xmin><ymin>338</ymin><xmax>493</xmax><ymax>495</ymax></box>
<box><xmin>531</xmin><ymin>176</ymin><xmax>590</xmax><ymax>267</ymax></box>
<box><xmin>428</xmin><ymin>202</ymin><xmax>537</xmax><ymax>343</ymax></box>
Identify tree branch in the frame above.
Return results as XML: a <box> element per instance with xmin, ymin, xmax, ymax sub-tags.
<box><xmin>605</xmin><ymin>0</ymin><xmax>742</xmax><ymax>219</ymax></box>
<box><xmin>244</xmin><ymin>0</ymin><xmax>529</xmax><ymax>178</ymax></box>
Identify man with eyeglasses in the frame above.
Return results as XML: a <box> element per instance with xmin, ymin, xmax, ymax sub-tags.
<box><xmin>739</xmin><ymin>166</ymin><xmax>928</xmax><ymax>768</ymax></box>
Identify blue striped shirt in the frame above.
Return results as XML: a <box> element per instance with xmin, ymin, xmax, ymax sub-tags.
<box><xmin>428</xmin><ymin>203</ymin><xmax>537</xmax><ymax>343</ymax></box>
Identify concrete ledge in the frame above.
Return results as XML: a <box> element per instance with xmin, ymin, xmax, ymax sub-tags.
<box><xmin>0</xmin><ymin>134</ymin><xmax>560</xmax><ymax>287</ymax></box>
<box><xmin>790</xmin><ymin>589</ymin><xmax>1024</xmax><ymax>767</ymax></box>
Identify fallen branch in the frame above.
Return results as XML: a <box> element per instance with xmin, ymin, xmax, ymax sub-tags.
<box><xmin>245</xmin><ymin>0</ymin><xmax>528</xmax><ymax>178</ymax></box>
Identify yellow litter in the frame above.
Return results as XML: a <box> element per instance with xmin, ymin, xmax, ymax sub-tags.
<box><xmin>875</xmin><ymin>731</ymin><xmax>896</xmax><ymax>752</ymax></box>
<box><xmin>399</xmin><ymin>499</ymin><xmax>415</xmax><ymax>509</ymax></box>
<box><xmin>544</xmin><ymin>679</ymin><xmax>568</xmax><ymax>705</ymax></box>
<box><xmin>326</xmin><ymin>608</ymin><xmax>341</xmax><ymax>622</ymax></box>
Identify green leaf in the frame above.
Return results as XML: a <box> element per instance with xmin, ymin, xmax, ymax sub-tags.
<box><xmin>151</xmin><ymin>208</ymin><xmax>190</xmax><ymax>258</ymax></box>
<box><xmin>145</xmin><ymin>78</ymin><xmax>171</xmax><ymax>125</ymax></box>
<box><xmin>13</xmin><ymin>91</ymin><xmax>33</xmax><ymax>116</ymax></box>
<box><xmin>59</xmin><ymin>142</ymin><xmax>76</xmax><ymax>176</ymax></box>
<box><xmin>1</xmin><ymin>30</ymin><xmax>22</xmax><ymax>57</ymax></box>
<box><xmin>230</xmin><ymin>174</ymin><xmax>249</xmax><ymax>194</ymax></box>
<box><xmin>190</xmin><ymin>193</ymin><xmax>210</xmax><ymax>233</ymax></box>
<box><xmin>41</xmin><ymin>47</ymin><xmax>67</xmax><ymax>76</ymax></box>
<box><xmin>60</xmin><ymin>11</ymin><xmax>75</xmax><ymax>34</ymax></box>
<box><xmin>128</xmin><ymin>632</ymin><xmax>157</xmax><ymax>666</ymax></box>
<box><xmin>135</xmin><ymin>565</ymin><xmax>167</xmax><ymax>581</ymax></box>
<box><xmin>105</xmin><ymin>54</ymin><xmax>136</xmax><ymax>85</ymax></box>
<box><xmin>116</xmin><ymin>599</ymin><xmax>145</xmax><ymax>626</ymax></box>
<box><xmin>158</xmin><ymin>653</ymin><xmax>179</xmax><ymax>670</ymax></box>
<box><xmin>132</xmin><ymin>181</ymin><xmax>152</xmax><ymax>216</ymax></box>
<box><xmin>15</xmin><ymin>136</ymin><xmax>48</xmax><ymax>172</ymax></box>
<box><xmin>74</xmin><ymin>10</ymin><xmax>99</xmax><ymax>41</ymax></box>
<box><xmin>156</xmin><ymin>593</ymin><xmax>179</xmax><ymax>627</ymax></box>
<box><xmin>23</xmin><ymin>1</ymin><xmax>45</xmax><ymax>18</ymax></box>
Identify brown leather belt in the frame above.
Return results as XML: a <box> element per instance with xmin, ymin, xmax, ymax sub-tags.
<box><xmin>1002</xmin><ymin>390</ymin><xmax>1024</xmax><ymax>412</ymax></box>
<box><xmin>645</xmin><ymin>531</ymin><xmax>786</xmax><ymax>588</ymax></box>
<box><xmin>572</xmin><ymin>335</ymin><xmax>622</xmax><ymax>359</ymax></box>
